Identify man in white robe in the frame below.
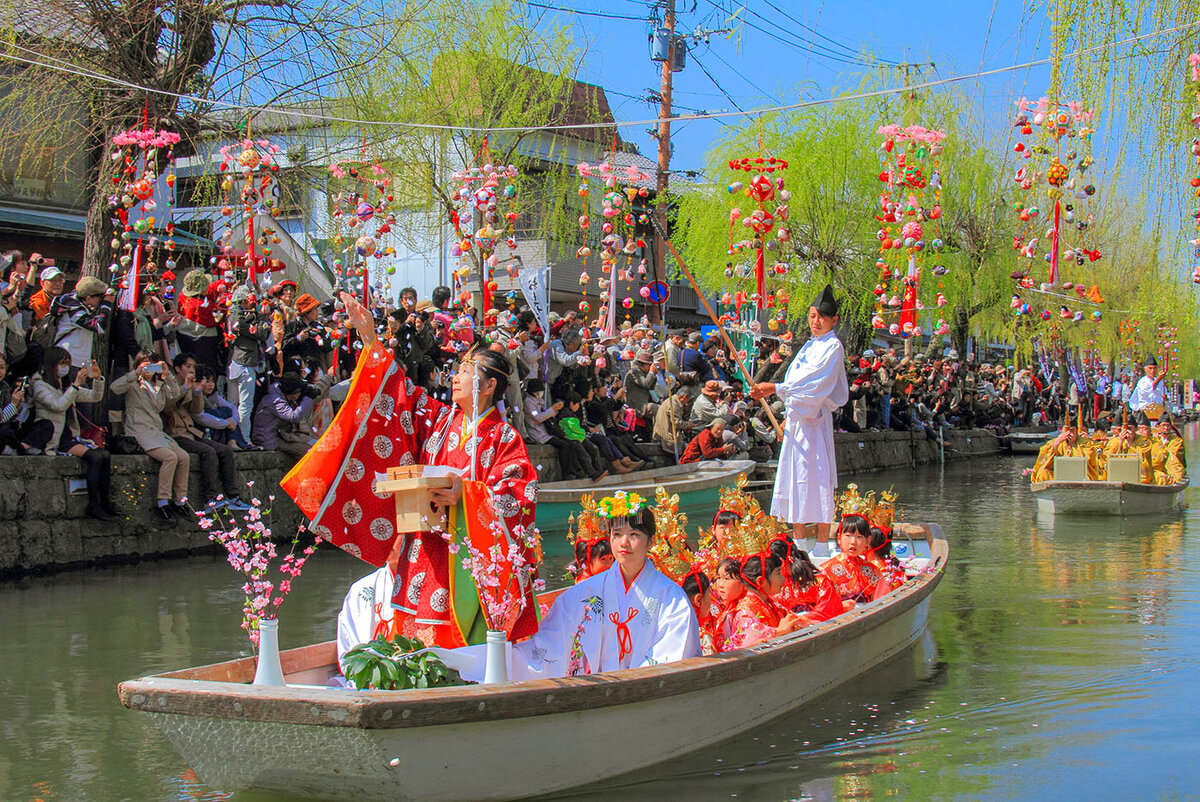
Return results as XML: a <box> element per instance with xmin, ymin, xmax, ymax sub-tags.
<box><xmin>1128</xmin><ymin>356</ymin><xmax>1165</xmax><ymax>426</ymax></box>
<box><xmin>751</xmin><ymin>285</ymin><xmax>849</xmax><ymax>553</ymax></box>
<box><xmin>438</xmin><ymin>503</ymin><xmax>701</xmax><ymax>682</ymax></box>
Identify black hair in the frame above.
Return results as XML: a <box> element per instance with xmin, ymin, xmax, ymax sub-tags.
<box><xmin>739</xmin><ymin>552</ymin><xmax>782</xmax><ymax>587</ymax></box>
<box><xmin>769</xmin><ymin>537</ymin><xmax>819</xmax><ymax>589</ymax></box>
<box><xmin>400</xmin><ymin>286</ymin><xmax>417</xmax><ymax>299</ymax></box>
<box><xmin>838</xmin><ymin>513</ymin><xmax>871</xmax><ymax>538</ymax></box>
<box><xmin>41</xmin><ymin>346</ymin><xmax>72</xmax><ymax>387</ymax></box>
<box><xmin>563</xmin><ymin>391</ymin><xmax>582</xmax><ymax>407</ymax></box>
<box><xmin>195</xmin><ymin>365</ymin><xmax>216</xmax><ymax>383</ymax></box>
<box><xmin>572</xmin><ymin>537</ymin><xmax>612</xmax><ymax>572</ymax></box>
<box><xmin>716</xmin><ymin>556</ymin><xmax>741</xmax><ymax>579</ymax></box>
<box><xmin>464</xmin><ymin>346</ymin><xmax>510</xmax><ymax>400</ymax></box>
<box><xmin>388</xmin><ymin>309</ymin><xmax>405</xmax><ymax>322</ymax></box>
<box><xmin>868</xmin><ymin>527</ymin><xmax>894</xmax><ymax>560</ymax></box>
<box><xmin>431</xmin><ymin>285</ymin><xmax>452</xmax><ymax>308</ymax></box>
<box><xmin>713</xmin><ymin>509</ymin><xmax>742</xmax><ymax>529</ymax></box>
<box><xmin>172</xmin><ymin>353</ymin><xmax>195</xmax><ymax>369</ymax></box>
<box><xmin>603</xmin><ymin>506</ymin><xmax>656</xmax><ymax>540</ymax></box>
<box><xmin>525</xmin><ymin>378</ymin><xmax>546</xmax><ymax>395</ymax></box>
<box><xmin>682</xmin><ymin>569</ymin><xmax>711</xmax><ymax>600</ymax></box>
<box><xmin>518</xmin><ymin>309</ymin><xmax>536</xmax><ymax>330</ymax></box>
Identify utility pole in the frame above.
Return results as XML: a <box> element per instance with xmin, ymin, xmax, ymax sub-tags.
<box><xmin>651</xmin><ymin>0</ymin><xmax>676</xmax><ymax>324</ymax></box>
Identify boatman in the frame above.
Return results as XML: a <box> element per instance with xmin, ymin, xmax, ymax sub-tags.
<box><xmin>750</xmin><ymin>284</ymin><xmax>849</xmax><ymax>553</ymax></box>
<box><xmin>1129</xmin><ymin>356</ymin><xmax>1166</xmax><ymax>426</ymax></box>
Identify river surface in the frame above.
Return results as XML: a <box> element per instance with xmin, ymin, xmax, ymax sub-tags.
<box><xmin>2</xmin><ymin>427</ymin><xmax>1199</xmax><ymax>801</ymax></box>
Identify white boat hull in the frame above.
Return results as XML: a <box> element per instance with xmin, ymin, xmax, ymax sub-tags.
<box><xmin>121</xmin><ymin>531</ymin><xmax>948</xmax><ymax>802</ymax></box>
<box><xmin>1031</xmin><ymin>480</ymin><xmax>1188</xmax><ymax>516</ymax></box>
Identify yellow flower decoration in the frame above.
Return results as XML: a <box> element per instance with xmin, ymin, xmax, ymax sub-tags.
<box><xmin>596</xmin><ymin>491</ymin><xmax>646</xmax><ymax>519</ymax></box>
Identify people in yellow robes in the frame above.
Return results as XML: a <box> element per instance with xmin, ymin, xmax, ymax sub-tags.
<box><xmin>1150</xmin><ymin>418</ymin><xmax>1186</xmax><ymax>485</ymax></box>
<box><xmin>1030</xmin><ymin>426</ymin><xmax>1094</xmax><ymax>483</ymax></box>
<box><xmin>1104</xmin><ymin>423</ymin><xmax>1154</xmax><ymax>484</ymax></box>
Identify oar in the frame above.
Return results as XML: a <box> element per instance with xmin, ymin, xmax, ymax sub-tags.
<box><xmin>653</xmin><ymin>226</ymin><xmax>785</xmax><ymax>440</ymax></box>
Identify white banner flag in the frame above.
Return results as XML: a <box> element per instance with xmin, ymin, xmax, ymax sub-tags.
<box><xmin>518</xmin><ymin>264</ymin><xmax>552</xmax><ymax>335</ymax></box>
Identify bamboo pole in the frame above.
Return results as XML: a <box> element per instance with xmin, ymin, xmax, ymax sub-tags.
<box><xmin>654</xmin><ymin>227</ymin><xmax>784</xmax><ymax>440</ymax></box>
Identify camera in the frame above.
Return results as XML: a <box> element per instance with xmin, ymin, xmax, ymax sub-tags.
<box><xmin>144</xmin><ymin>363</ymin><xmax>163</xmax><ymax>374</ymax></box>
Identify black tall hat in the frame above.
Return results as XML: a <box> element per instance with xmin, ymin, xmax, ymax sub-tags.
<box><xmin>1145</xmin><ymin>355</ymin><xmax>1158</xmax><ymax>367</ymax></box>
<box><xmin>810</xmin><ymin>284</ymin><xmax>839</xmax><ymax>317</ymax></box>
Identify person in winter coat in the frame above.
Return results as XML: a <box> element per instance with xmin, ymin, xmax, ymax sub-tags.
<box><xmin>50</xmin><ymin>276</ymin><xmax>113</xmax><ymax>370</ymax></box>
<box><xmin>30</xmin><ymin>346</ymin><xmax>115</xmax><ymax>519</ymax></box>
<box><xmin>226</xmin><ymin>285</ymin><xmax>269</xmax><ymax>445</ymax></box>
<box><xmin>251</xmin><ymin>371</ymin><xmax>324</xmax><ymax>457</ymax></box>
<box><xmin>175</xmin><ymin>269</ymin><xmax>225</xmax><ymax>372</ymax></box>
<box><xmin>110</xmin><ymin>350</ymin><xmax>191</xmax><ymax>522</ymax></box>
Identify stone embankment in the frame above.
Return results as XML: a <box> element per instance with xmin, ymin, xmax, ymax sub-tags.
<box><xmin>0</xmin><ymin>428</ymin><xmax>1001</xmax><ymax>576</ymax></box>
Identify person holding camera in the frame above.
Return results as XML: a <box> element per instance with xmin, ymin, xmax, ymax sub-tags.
<box><xmin>282</xmin><ymin>293</ymin><xmax>335</xmax><ymax>377</ymax></box>
<box><xmin>0</xmin><ymin>271</ymin><xmax>25</xmax><ymax>365</ymax></box>
<box><xmin>27</xmin><ymin>258</ymin><xmax>64</xmax><ymax>321</ymax></box>
<box><xmin>111</xmin><ymin>351</ymin><xmax>191</xmax><ymax>522</ymax></box>
<box><xmin>227</xmin><ymin>285</ymin><xmax>269</xmax><ymax>444</ymax></box>
<box><xmin>690</xmin><ymin>380</ymin><xmax>732</xmax><ymax>429</ymax></box>
<box><xmin>30</xmin><ymin>347</ymin><xmax>115</xmax><ymax>519</ymax></box>
<box><xmin>251</xmin><ymin>370</ymin><xmax>330</xmax><ymax>457</ymax></box>
<box><xmin>0</xmin><ymin>354</ymin><xmax>50</xmax><ymax>455</ymax></box>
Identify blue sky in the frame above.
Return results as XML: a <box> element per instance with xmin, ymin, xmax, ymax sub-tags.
<box><xmin>531</xmin><ymin>0</ymin><xmax>1056</xmax><ymax>173</ymax></box>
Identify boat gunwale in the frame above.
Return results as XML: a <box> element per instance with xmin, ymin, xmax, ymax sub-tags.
<box><xmin>1030</xmin><ymin>479</ymin><xmax>1189</xmax><ymax>494</ymax></box>
<box><xmin>118</xmin><ymin>528</ymin><xmax>947</xmax><ymax>730</ymax></box>
<box><xmin>536</xmin><ymin>459</ymin><xmax>758</xmax><ymax>502</ymax></box>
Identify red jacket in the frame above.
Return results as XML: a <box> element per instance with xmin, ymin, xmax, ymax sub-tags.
<box><xmin>177</xmin><ymin>282</ymin><xmax>222</xmax><ymax>329</ymax></box>
<box><xmin>680</xmin><ymin>428</ymin><xmax>728</xmax><ymax>463</ymax></box>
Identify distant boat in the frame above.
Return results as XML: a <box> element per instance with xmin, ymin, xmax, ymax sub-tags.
<box><xmin>1031</xmin><ymin>479</ymin><xmax>1188</xmax><ymax>515</ymax></box>
<box><xmin>535</xmin><ymin>459</ymin><xmax>758</xmax><ymax>550</ymax></box>
<box><xmin>1006</xmin><ymin>427</ymin><xmax>1059</xmax><ymax>454</ymax></box>
<box><xmin>117</xmin><ymin>525</ymin><xmax>948</xmax><ymax>802</ymax></box>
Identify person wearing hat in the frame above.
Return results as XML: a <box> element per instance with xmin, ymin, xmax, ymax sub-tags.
<box><xmin>49</xmin><ymin>275</ymin><xmax>113</xmax><ymax>373</ymax></box>
<box><xmin>250</xmin><ymin>370</ymin><xmax>326</xmax><ymax>456</ymax></box>
<box><xmin>175</xmin><ymin>269</ymin><xmax>224</xmax><ymax>372</ymax></box>
<box><xmin>547</xmin><ymin>325</ymin><xmax>590</xmax><ymax>400</ymax></box>
<box><xmin>28</xmin><ymin>264</ymin><xmax>65</xmax><ymax>321</ymax></box>
<box><xmin>749</xmin><ymin>284</ymin><xmax>849</xmax><ymax>552</ymax></box>
<box><xmin>663</xmin><ymin>328</ymin><xmax>686</xmax><ymax>377</ymax></box>
<box><xmin>690</xmin><ymin>379</ymin><xmax>731</xmax><ymax>429</ymax></box>
<box><xmin>653</xmin><ymin>385</ymin><xmax>693</xmax><ymax>457</ymax></box>
<box><xmin>679</xmin><ymin>331</ymin><xmax>715</xmax><ymax>399</ymax></box>
<box><xmin>1129</xmin><ymin>355</ymin><xmax>1166</xmax><ymax>426</ymax></box>
<box><xmin>1151</xmin><ymin>416</ymin><xmax>1186</xmax><ymax>484</ymax></box>
<box><xmin>623</xmin><ymin>348</ymin><xmax>660</xmax><ymax>423</ymax></box>
<box><xmin>282</xmin><ymin>292</ymin><xmax>335</xmax><ymax>376</ymax></box>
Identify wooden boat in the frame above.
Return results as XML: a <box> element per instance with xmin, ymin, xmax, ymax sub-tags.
<box><xmin>1007</xmin><ymin>429</ymin><xmax>1058</xmax><ymax>454</ymax></box>
<box><xmin>118</xmin><ymin>526</ymin><xmax>948</xmax><ymax>802</ymax></box>
<box><xmin>535</xmin><ymin>459</ymin><xmax>757</xmax><ymax>547</ymax></box>
<box><xmin>1031</xmin><ymin>479</ymin><xmax>1188</xmax><ymax>515</ymax></box>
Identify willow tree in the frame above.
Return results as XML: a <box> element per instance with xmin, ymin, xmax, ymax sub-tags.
<box><xmin>674</xmin><ymin>102</ymin><xmax>884</xmax><ymax>356</ymax></box>
<box><xmin>0</xmin><ymin>0</ymin><xmax>389</xmax><ymax>278</ymax></box>
<box><xmin>333</xmin><ymin>0</ymin><xmax>606</xmax><ymax>291</ymax></box>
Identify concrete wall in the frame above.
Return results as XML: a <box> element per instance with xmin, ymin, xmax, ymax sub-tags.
<box><xmin>0</xmin><ymin>428</ymin><xmax>1000</xmax><ymax>576</ymax></box>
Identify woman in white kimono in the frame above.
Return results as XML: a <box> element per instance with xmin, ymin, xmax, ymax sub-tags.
<box><xmin>442</xmin><ymin>493</ymin><xmax>702</xmax><ymax>681</ymax></box>
<box><xmin>750</xmin><ymin>285</ymin><xmax>849</xmax><ymax>552</ymax></box>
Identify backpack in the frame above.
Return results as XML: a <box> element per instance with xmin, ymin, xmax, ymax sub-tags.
<box><xmin>29</xmin><ymin>311</ymin><xmax>62</xmax><ymax>351</ymax></box>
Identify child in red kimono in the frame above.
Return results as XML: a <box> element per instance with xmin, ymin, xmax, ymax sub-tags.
<box><xmin>713</xmin><ymin>554</ymin><xmax>801</xmax><ymax>652</ymax></box>
<box><xmin>821</xmin><ymin>514</ymin><xmax>882</xmax><ymax>603</ymax></box>
<box><xmin>865</xmin><ymin>526</ymin><xmax>907</xmax><ymax>599</ymax></box>
<box><xmin>769</xmin><ymin>535</ymin><xmax>844</xmax><ymax>623</ymax></box>
<box><xmin>571</xmin><ymin>537</ymin><xmax>613</xmax><ymax>584</ymax></box>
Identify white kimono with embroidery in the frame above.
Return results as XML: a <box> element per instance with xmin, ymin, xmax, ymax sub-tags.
<box><xmin>437</xmin><ymin>562</ymin><xmax>701</xmax><ymax>682</ymax></box>
<box><xmin>335</xmin><ymin>566</ymin><xmax>394</xmax><ymax>672</ymax></box>
<box><xmin>770</xmin><ymin>329</ymin><xmax>849</xmax><ymax>524</ymax></box>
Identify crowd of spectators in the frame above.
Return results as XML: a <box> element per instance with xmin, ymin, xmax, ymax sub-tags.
<box><xmin>0</xmin><ymin>248</ymin><xmax>1183</xmax><ymax>522</ymax></box>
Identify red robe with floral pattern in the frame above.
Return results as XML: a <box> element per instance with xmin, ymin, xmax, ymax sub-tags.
<box><xmin>821</xmin><ymin>553</ymin><xmax>882</xmax><ymax>602</ymax></box>
<box><xmin>282</xmin><ymin>341</ymin><xmax>539</xmax><ymax>648</ymax></box>
<box><xmin>773</xmin><ymin>572</ymin><xmax>844</xmax><ymax>621</ymax></box>
<box><xmin>714</xmin><ymin>591</ymin><xmax>786</xmax><ymax>652</ymax></box>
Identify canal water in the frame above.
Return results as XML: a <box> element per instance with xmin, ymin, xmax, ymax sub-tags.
<box><xmin>2</xmin><ymin>427</ymin><xmax>1198</xmax><ymax>801</ymax></box>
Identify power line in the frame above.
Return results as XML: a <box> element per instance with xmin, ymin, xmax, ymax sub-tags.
<box><xmin>1</xmin><ymin>20</ymin><xmax>1197</xmax><ymax>134</ymax></box>
<box><xmin>756</xmin><ymin>0</ymin><xmax>897</xmax><ymax>66</ymax></box>
<box><xmin>703</xmin><ymin>0</ymin><xmax>882</xmax><ymax>69</ymax></box>
<box><xmin>523</xmin><ymin>0</ymin><xmax>652</xmax><ymax>21</ymax></box>
<box><xmin>689</xmin><ymin>49</ymin><xmax>744</xmax><ymax>112</ymax></box>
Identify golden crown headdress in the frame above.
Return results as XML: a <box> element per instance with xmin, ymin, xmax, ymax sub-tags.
<box><xmin>835</xmin><ymin>483</ymin><xmax>900</xmax><ymax>529</ymax></box>
<box><xmin>566</xmin><ymin>493</ymin><xmax>606</xmax><ymax>548</ymax></box>
<box><xmin>696</xmin><ymin>474</ymin><xmax>788</xmax><ymax>564</ymax></box>
<box><xmin>648</xmin><ymin>486</ymin><xmax>694</xmax><ymax>583</ymax></box>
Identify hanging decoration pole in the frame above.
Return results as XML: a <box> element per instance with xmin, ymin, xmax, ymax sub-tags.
<box><xmin>654</xmin><ymin>223</ymin><xmax>783</xmax><ymax>439</ymax></box>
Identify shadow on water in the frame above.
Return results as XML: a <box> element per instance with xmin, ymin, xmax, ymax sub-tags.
<box><xmin>537</xmin><ymin>631</ymin><xmax>947</xmax><ymax>802</ymax></box>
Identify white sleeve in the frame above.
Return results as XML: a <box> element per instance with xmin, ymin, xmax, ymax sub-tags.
<box><xmin>639</xmin><ymin>595</ymin><xmax>701</xmax><ymax>667</ymax></box>
<box><xmin>775</xmin><ymin>339</ymin><xmax>849</xmax><ymax>416</ymax></box>
<box><xmin>336</xmin><ymin>568</ymin><xmax>393</xmax><ymax>672</ymax></box>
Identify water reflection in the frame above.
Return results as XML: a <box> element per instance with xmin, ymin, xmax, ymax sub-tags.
<box><xmin>0</xmin><ymin>427</ymin><xmax>1198</xmax><ymax>800</ymax></box>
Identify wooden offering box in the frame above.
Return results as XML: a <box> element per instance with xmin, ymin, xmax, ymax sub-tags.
<box><xmin>374</xmin><ymin>465</ymin><xmax>455</xmax><ymax>532</ymax></box>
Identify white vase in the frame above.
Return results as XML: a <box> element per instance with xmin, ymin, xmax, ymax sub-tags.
<box><xmin>253</xmin><ymin>617</ymin><xmax>286</xmax><ymax>686</ymax></box>
<box><xmin>483</xmin><ymin>629</ymin><xmax>508</xmax><ymax>684</ymax></box>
